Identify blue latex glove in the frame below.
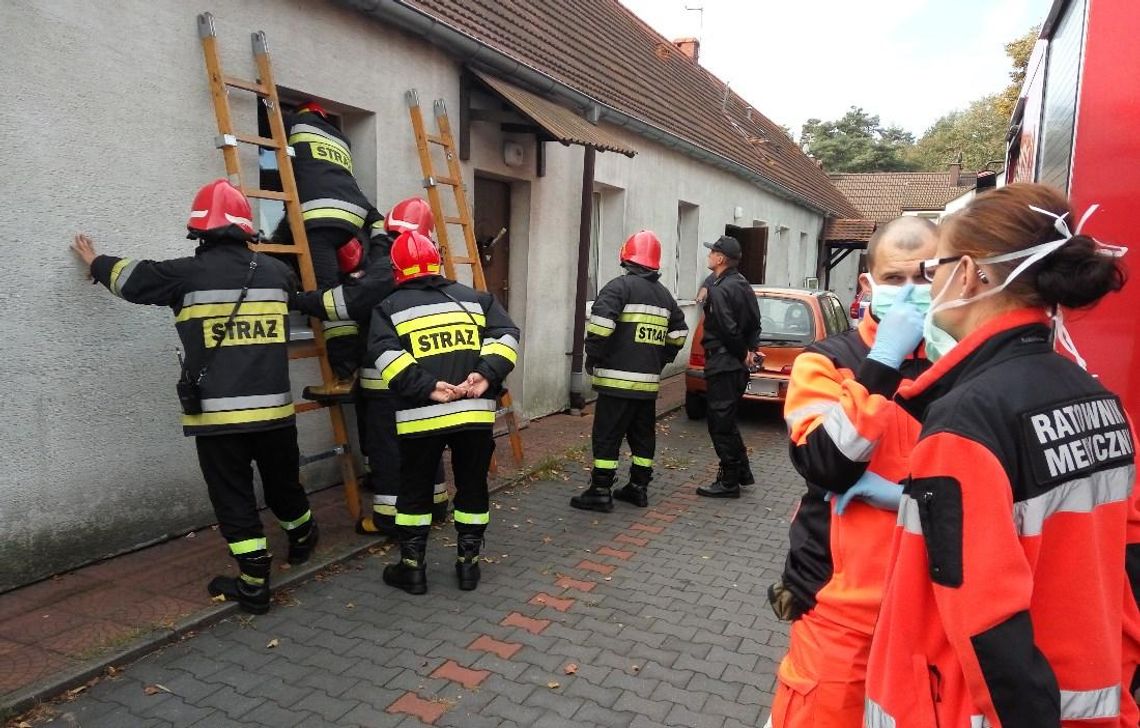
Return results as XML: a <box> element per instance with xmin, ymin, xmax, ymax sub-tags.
<box><xmin>834</xmin><ymin>471</ymin><xmax>904</xmax><ymax>515</ymax></box>
<box><xmin>866</xmin><ymin>283</ymin><xmax>924</xmax><ymax>369</ymax></box>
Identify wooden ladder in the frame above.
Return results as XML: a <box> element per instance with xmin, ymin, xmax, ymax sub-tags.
<box><xmin>197</xmin><ymin>12</ymin><xmax>360</xmax><ymax>520</ymax></box>
<box><xmin>405</xmin><ymin>90</ymin><xmax>524</xmax><ymax>469</ymax></box>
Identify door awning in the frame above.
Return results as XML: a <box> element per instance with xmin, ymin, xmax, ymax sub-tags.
<box><xmin>471</xmin><ymin>70</ymin><xmax>637</xmax><ymax>157</ymax></box>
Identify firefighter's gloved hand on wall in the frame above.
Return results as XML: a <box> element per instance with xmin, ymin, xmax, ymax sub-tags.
<box><xmin>834</xmin><ymin>471</ymin><xmax>903</xmax><ymax>515</ymax></box>
<box><xmin>866</xmin><ymin>283</ymin><xmax>925</xmax><ymax>369</ymax></box>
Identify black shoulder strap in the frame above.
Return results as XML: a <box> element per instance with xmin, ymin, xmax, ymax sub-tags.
<box><xmin>186</xmin><ymin>252</ymin><xmax>260</xmax><ymax>386</ymax></box>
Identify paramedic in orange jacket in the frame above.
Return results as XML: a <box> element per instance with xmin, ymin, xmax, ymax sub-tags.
<box><xmin>865</xmin><ymin>183</ymin><xmax>1140</xmax><ymax>728</ymax></box>
<box><xmin>767</xmin><ymin>218</ymin><xmax>936</xmax><ymax>727</ymax></box>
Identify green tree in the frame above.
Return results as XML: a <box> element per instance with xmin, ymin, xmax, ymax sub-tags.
<box><xmin>907</xmin><ymin>94</ymin><xmax>1008</xmax><ymax>172</ymax></box>
<box><xmin>800</xmin><ymin>107</ymin><xmax>916</xmax><ymax>172</ymax></box>
<box><xmin>997</xmin><ymin>25</ymin><xmax>1041</xmax><ymax>119</ymax></box>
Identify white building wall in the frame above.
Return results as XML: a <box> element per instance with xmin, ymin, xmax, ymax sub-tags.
<box><xmin>0</xmin><ymin>0</ymin><xmax>826</xmax><ymax>588</ymax></box>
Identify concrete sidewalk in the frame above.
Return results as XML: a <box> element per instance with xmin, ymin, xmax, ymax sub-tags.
<box><xmin>1</xmin><ymin>377</ymin><xmax>686</xmax><ymax>720</ymax></box>
<box><xmin>21</xmin><ymin>402</ymin><xmax>798</xmax><ymax>727</ymax></box>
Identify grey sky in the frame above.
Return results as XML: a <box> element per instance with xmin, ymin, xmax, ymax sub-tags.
<box><xmin>619</xmin><ymin>0</ymin><xmax>1052</xmax><ymax>137</ymax></box>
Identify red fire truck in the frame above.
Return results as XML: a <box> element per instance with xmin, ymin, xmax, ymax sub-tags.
<box><xmin>1006</xmin><ymin>0</ymin><xmax>1140</xmax><ymax>418</ymax></box>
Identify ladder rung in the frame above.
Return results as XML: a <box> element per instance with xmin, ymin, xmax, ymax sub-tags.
<box><xmin>252</xmin><ymin>242</ymin><xmax>305</xmax><ymax>255</ymax></box>
<box><xmin>289</xmin><ymin>343</ymin><xmax>321</xmax><ymax>360</ymax></box>
<box><xmin>450</xmin><ymin>257</ymin><xmax>477</xmax><ymax>265</ymax></box>
<box><xmin>427</xmin><ymin>135</ymin><xmax>448</xmax><ymax>146</ymax></box>
<box><xmin>295</xmin><ymin>401</ymin><xmax>325</xmax><ymax>414</ymax></box>
<box><xmin>224</xmin><ymin>75</ymin><xmax>269</xmax><ymax>95</ymax></box>
<box><xmin>244</xmin><ymin>189</ymin><xmax>290</xmax><ymax>201</ymax></box>
<box><xmin>443</xmin><ymin>216</ymin><xmax>469</xmax><ymax>225</ymax></box>
<box><xmin>425</xmin><ymin>176</ymin><xmax>460</xmax><ymax>187</ymax></box>
<box><xmin>234</xmin><ymin>132</ymin><xmax>281</xmax><ymax>149</ymax></box>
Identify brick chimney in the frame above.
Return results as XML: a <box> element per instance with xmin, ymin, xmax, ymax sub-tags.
<box><xmin>948</xmin><ymin>152</ymin><xmax>963</xmax><ymax>187</ymax></box>
<box><xmin>673</xmin><ymin>37</ymin><xmax>700</xmax><ymax>63</ymax></box>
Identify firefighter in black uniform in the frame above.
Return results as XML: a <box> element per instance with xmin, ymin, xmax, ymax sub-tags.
<box><xmin>697</xmin><ymin>235</ymin><xmax>762</xmax><ymax>498</ymax></box>
<box><xmin>69</xmin><ymin>179</ymin><xmax>316</xmax><ymax>615</ymax></box>
<box><xmin>368</xmin><ymin>231</ymin><xmax>519</xmax><ymax>595</ymax></box>
<box><xmin>291</xmin><ymin>198</ymin><xmax>449</xmax><ymax>534</ymax></box>
<box><xmin>570</xmin><ymin>231</ymin><xmax>688</xmax><ymax>512</ymax></box>
<box><xmin>281</xmin><ymin>100</ymin><xmax>375</xmax><ymax>399</ymax></box>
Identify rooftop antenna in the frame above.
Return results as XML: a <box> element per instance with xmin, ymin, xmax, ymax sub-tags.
<box><xmin>684</xmin><ymin>2</ymin><xmax>704</xmax><ymax>43</ymax></box>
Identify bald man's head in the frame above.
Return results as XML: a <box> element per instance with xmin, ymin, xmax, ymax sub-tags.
<box><xmin>866</xmin><ymin>216</ymin><xmax>938</xmax><ymax>286</ymax></box>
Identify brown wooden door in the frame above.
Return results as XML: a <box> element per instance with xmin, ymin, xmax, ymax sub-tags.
<box><xmin>725</xmin><ymin>224</ymin><xmax>768</xmax><ymax>284</ymax></box>
<box><xmin>474</xmin><ymin>177</ymin><xmax>511</xmax><ymax>307</ymax></box>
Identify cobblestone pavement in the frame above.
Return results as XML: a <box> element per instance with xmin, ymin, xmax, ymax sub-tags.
<box><xmin>38</xmin><ymin>404</ymin><xmax>801</xmax><ymax>727</ymax></box>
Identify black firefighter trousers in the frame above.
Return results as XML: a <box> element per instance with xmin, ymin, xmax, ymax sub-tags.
<box><xmin>308</xmin><ymin>226</ymin><xmax>361</xmax><ymax>378</ymax></box>
<box><xmin>591</xmin><ymin>393</ymin><xmax>656</xmax><ymax>487</ymax></box>
<box><xmin>195</xmin><ymin>424</ymin><xmax>312</xmax><ymax>561</ymax></box>
<box><xmin>397</xmin><ymin>428</ymin><xmax>494</xmax><ymax>541</ymax></box>
<box><xmin>705</xmin><ymin>369</ymin><xmax>749</xmax><ymax>478</ymax></box>
<box><xmin>358</xmin><ymin>396</ymin><xmax>448</xmax><ymax>530</ymax></box>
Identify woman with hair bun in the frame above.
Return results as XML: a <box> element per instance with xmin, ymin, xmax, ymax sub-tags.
<box><xmin>863</xmin><ymin>183</ymin><xmax>1140</xmax><ymax>727</ymax></box>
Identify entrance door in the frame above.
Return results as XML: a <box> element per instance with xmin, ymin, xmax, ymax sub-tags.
<box><xmin>474</xmin><ymin>177</ymin><xmax>511</xmax><ymax>307</ymax></box>
<box><xmin>725</xmin><ymin>224</ymin><xmax>768</xmax><ymax>284</ymax></box>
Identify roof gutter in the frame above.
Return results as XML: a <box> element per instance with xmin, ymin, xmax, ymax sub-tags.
<box><xmin>339</xmin><ymin>0</ymin><xmax>832</xmax><ymax>216</ymax></box>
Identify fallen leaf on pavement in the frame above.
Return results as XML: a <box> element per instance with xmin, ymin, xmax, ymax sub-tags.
<box><xmin>143</xmin><ymin>684</ymin><xmax>172</xmax><ymax>695</ymax></box>
<box><xmin>547</xmin><ymin>681</ymin><xmax>561</xmax><ymax>689</ymax></box>
<box><xmin>210</xmin><ymin>594</ymin><xmax>226</xmax><ymax>603</ymax></box>
<box><xmin>266</xmin><ymin>638</ymin><xmax>279</xmax><ymax>648</ymax></box>
<box><xmin>564</xmin><ymin>663</ymin><xmax>578</xmax><ymax>675</ymax></box>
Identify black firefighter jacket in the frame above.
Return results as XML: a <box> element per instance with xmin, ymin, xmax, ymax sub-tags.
<box><xmin>285</xmin><ymin>109</ymin><xmax>374</xmax><ymax>234</ymax></box>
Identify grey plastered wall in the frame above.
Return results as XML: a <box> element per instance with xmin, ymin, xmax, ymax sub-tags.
<box><xmin>0</xmin><ymin>0</ymin><xmax>826</xmax><ymax>590</ymax></box>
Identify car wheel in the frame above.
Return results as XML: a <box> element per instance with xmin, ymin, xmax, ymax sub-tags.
<box><xmin>685</xmin><ymin>391</ymin><xmax>707</xmax><ymax>420</ymax></box>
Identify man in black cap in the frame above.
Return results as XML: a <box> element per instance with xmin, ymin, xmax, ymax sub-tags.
<box><xmin>697</xmin><ymin>235</ymin><xmax>762</xmax><ymax>498</ymax></box>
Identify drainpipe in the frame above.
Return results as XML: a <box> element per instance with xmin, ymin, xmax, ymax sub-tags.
<box><xmin>568</xmin><ymin>145</ymin><xmax>597</xmax><ymax>413</ymax></box>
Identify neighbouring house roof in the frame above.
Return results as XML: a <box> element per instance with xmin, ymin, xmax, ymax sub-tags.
<box><xmin>830</xmin><ymin>172</ymin><xmax>977</xmax><ymax>222</ymax></box>
<box><xmin>376</xmin><ymin>0</ymin><xmax>860</xmax><ymax>218</ymax></box>
<box><xmin>473</xmin><ymin>71</ymin><xmax>638</xmax><ymax>156</ymax></box>
<box><xmin>822</xmin><ymin>218</ymin><xmax>877</xmax><ymax>243</ymax></box>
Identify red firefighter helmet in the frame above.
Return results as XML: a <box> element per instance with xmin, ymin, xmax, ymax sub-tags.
<box><xmin>385</xmin><ymin>198</ymin><xmax>436</xmax><ymax>236</ymax></box>
<box><xmin>390</xmin><ymin>230</ymin><xmax>442</xmax><ymax>284</ymax></box>
<box><xmin>619</xmin><ymin>230</ymin><xmax>662</xmax><ymax>270</ymax></box>
<box><xmin>337</xmin><ymin>239</ymin><xmax>365</xmax><ymax>273</ymax></box>
<box><xmin>186</xmin><ymin>179</ymin><xmax>255</xmax><ymax>239</ymax></box>
<box><xmin>298</xmin><ymin>100</ymin><xmax>329</xmax><ymax>118</ymax></box>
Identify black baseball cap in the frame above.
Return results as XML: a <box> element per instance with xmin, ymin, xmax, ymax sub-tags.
<box><xmin>704</xmin><ymin>235</ymin><xmax>742</xmax><ymax>259</ymax></box>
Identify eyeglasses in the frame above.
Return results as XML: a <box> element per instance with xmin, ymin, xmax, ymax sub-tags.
<box><xmin>919</xmin><ymin>255</ymin><xmax>965</xmax><ymax>283</ymax></box>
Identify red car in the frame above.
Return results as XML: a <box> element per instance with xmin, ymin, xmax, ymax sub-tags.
<box><xmin>685</xmin><ymin>286</ymin><xmax>851</xmax><ymax>417</ymax></box>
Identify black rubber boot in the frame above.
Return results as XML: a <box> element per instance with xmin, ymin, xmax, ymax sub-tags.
<box><xmin>614</xmin><ymin>465</ymin><xmax>651</xmax><ymax>508</ymax></box>
<box><xmin>740</xmin><ymin>462</ymin><xmax>756</xmax><ymax>487</ymax></box>
<box><xmin>286</xmin><ymin>519</ymin><xmax>319</xmax><ymax>565</ymax></box>
<box><xmin>570</xmin><ymin>470</ymin><xmax>615</xmax><ymax>513</ymax></box>
<box><xmin>383</xmin><ymin>528</ymin><xmax>428</xmax><ymax>595</ymax></box>
<box><xmin>697</xmin><ymin>463</ymin><xmax>741</xmax><ymax>498</ymax></box>
<box><xmin>208</xmin><ymin>555</ymin><xmax>272</xmax><ymax>615</ymax></box>
<box><xmin>455</xmin><ymin>530</ymin><xmax>484</xmax><ymax>591</ymax></box>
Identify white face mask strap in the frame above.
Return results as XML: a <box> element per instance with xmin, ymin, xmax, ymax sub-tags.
<box><xmin>1031</xmin><ymin>202</ymin><xmax>1128</xmax><ymax>258</ymax></box>
<box><xmin>1053</xmin><ymin>307</ymin><xmax>1089</xmax><ymax>371</ymax></box>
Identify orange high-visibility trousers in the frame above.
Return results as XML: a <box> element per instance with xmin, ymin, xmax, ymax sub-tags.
<box><xmin>769</xmin><ymin>677</ymin><xmax>864</xmax><ymax>728</ymax></box>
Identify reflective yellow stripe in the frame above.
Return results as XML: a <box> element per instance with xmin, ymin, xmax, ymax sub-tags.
<box><xmin>380</xmin><ymin>351</ymin><xmax>416</xmax><ymax>382</ymax></box>
<box><xmin>373</xmin><ymin>504</ymin><xmax>397</xmax><ymax>516</ymax></box>
<box><xmin>396</xmin><ymin>409</ymin><xmax>496</xmax><ymax>436</ymax></box>
<box><xmin>665</xmin><ymin>336</ymin><xmax>686</xmax><ymax>346</ymax></box>
<box><xmin>400</xmin><ymin>263</ymin><xmax>441</xmax><ymax>277</ymax></box>
<box><xmin>591</xmin><ymin>377</ymin><xmax>660</xmax><ymax>392</ymax></box>
<box><xmin>454</xmin><ymin>510</ymin><xmax>489</xmax><ymax>525</ymax></box>
<box><xmin>323</xmin><ymin>322</ymin><xmax>359</xmax><ymax>340</ymax></box>
<box><xmin>394</xmin><ymin>311</ymin><xmax>487</xmax><ymax>337</ymax></box>
<box><xmin>361</xmin><ymin>378</ymin><xmax>389</xmax><ymax>391</ymax></box>
<box><xmin>240</xmin><ymin>573</ymin><xmax>266</xmax><ymax>586</ymax></box>
<box><xmin>229</xmin><ymin>537</ymin><xmax>267</xmax><ymax>556</ymax></box>
<box><xmin>618</xmin><ymin>313</ymin><xmax>669</xmax><ymax>326</ymax></box>
<box><xmin>302</xmin><ymin>207</ymin><xmax>365</xmax><ymax>227</ymax></box>
<box><xmin>632</xmin><ymin>456</ymin><xmax>654</xmax><ymax>467</ymax></box>
<box><xmin>181</xmin><ymin>403</ymin><xmax>295</xmax><ymax>428</ymax></box>
<box><xmin>175</xmin><ymin>301</ymin><xmax>288</xmax><ymax>323</ymax></box>
<box><xmin>322</xmin><ymin>290</ymin><xmax>339</xmax><ymax>320</ymax></box>
<box><xmin>586</xmin><ymin>322</ymin><xmax>614</xmax><ymax>337</ymax></box>
<box><xmin>287</xmin><ymin>132</ymin><xmax>350</xmax><ymax>157</ymax></box>
<box><xmin>433</xmin><ymin>490</ymin><xmax>450</xmax><ymax>504</ymax></box>
<box><xmin>594</xmin><ymin>458</ymin><xmax>619</xmax><ymax>470</ymax></box>
<box><xmin>108</xmin><ymin>259</ymin><xmax>133</xmax><ymax>296</ymax></box>
<box><xmin>481</xmin><ymin>342</ymin><xmax>518</xmax><ymax>364</ymax></box>
<box><xmin>395</xmin><ymin>513</ymin><xmax>432</xmax><ymax>526</ymax></box>
<box><xmin>279</xmin><ymin>510</ymin><xmax>312</xmax><ymax>531</ymax></box>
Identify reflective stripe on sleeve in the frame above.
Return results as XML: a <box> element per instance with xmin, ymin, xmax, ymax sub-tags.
<box><xmin>322</xmin><ymin>320</ymin><xmax>359</xmax><ymax>340</ymax></box>
<box><xmin>360</xmin><ymin>367</ymin><xmax>389</xmax><ymax>391</ymax></box>
<box><xmin>819</xmin><ymin>401</ymin><xmax>875</xmax><ymax>461</ymax></box>
<box><xmin>587</xmin><ymin>315</ymin><xmax>616</xmax><ymax>337</ymax></box>
<box><xmin>109</xmin><ymin>259</ymin><xmax>139</xmax><ymax>297</ymax></box>
<box><xmin>481</xmin><ymin>334</ymin><xmax>519</xmax><ymax>364</ymax></box>
<box><xmin>665</xmin><ymin>329</ymin><xmax>688</xmax><ymax>346</ymax></box>
<box><xmin>322</xmin><ymin>287</ymin><xmax>350</xmax><ymax>320</ymax></box>
<box><xmin>377</xmin><ymin>351</ymin><xmax>416</xmax><ymax>383</ymax></box>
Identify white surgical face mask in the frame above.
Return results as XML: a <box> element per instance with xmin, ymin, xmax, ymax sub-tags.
<box><xmin>864</xmin><ymin>275</ymin><xmax>932</xmax><ymax>320</ymax></box>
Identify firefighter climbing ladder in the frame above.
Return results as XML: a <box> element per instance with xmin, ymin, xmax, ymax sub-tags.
<box><xmin>406</xmin><ymin>90</ymin><xmax>525</xmax><ymax>468</ymax></box>
<box><xmin>197</xmin><ymin>13</ymin><xmax>361</xmax><ymax>520</ymax></box>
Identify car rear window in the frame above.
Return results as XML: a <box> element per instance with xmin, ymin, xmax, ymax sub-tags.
<box><xmin>757</xmin><ymin>297</ymin><xmax>814</xmax><ymax>345</ymax></box>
